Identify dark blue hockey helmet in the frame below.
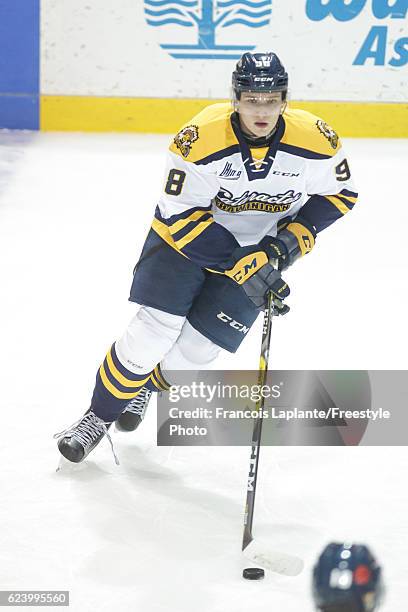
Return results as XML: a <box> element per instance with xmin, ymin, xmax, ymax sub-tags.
<box><xmin>232</xmin><ymin>52</ymin><xmax>288</xmax><ymax>102</ymax></box>
<box><xmin>312</xmin><ymin>543</ymin><xmax>384</xmax><ymax>612</ymax></box>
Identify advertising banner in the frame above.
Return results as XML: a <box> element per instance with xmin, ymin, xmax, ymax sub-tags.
<box><xmin>42</xmin><ymin>0</ymin><xmax>407</xmax><ymax>101</ymax></box>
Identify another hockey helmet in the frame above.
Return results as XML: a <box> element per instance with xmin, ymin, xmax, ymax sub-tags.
<box><xmin>232</xmin><ymin>52</ymin><xmax>288</xmax><ymax>105</ymax></box>
<box><xmin>312</xmin><ymin>543</ymin><xmax>384</xmax><ymax>612</ymax></box>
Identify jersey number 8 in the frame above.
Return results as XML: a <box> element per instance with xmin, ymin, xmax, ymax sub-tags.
<box><xmin>165</xmin><ymin>169</ymin><xmax>186</xmax><ymax>196</ymax></box>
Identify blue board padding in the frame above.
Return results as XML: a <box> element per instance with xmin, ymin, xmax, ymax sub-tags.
<box><xmin>0</xmin><ymin>95</ymin><xmax>39</xmax><ymax>130</ymax></box>
<box><xmin>0</xmin><ymin>0</ymin><xmax>40</xmax><ymax>129</ymax></box>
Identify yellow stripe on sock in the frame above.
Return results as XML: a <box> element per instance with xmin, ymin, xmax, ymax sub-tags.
<box><xmin>150</xmin><ymin>372</ymin><xmax>162</xmax><ymax>391</ymax></box>
<box><xmin>154</xmin><ymin>366</ymin><xmax>170</xmax><ymax>390</ymax></box>
<box><xmin>106</xmin><ymin>349</ymin><xmax>150</xmax><ymax>388</ymax></box>
<box><xmin>99</xmin><ymin>364</ymin><xmax>143</xmax><ymax>400</ymax></box>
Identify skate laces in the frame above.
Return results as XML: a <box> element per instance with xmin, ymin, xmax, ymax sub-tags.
<box><xmin>124</xmin><ymin>387</ymin><xmax>152</xmax><ymax>418</ymax></box>
<box><xmin>54</xmin><ymin>411</ymin><xmax>120</xmax><ymax>466</ymax></box>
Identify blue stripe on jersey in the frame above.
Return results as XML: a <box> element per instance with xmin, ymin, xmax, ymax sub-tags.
<box><xmin>155</xmin><ymin>204</ymin><xmax>212</xmax><ymax>225</ymax></box>
<box><xmin>298</xmin><ymin>194</ymin><xmax>345</xmax><ymax>233</ymax></box>
<box><xmin>171</xmin><ymin>212</ymin><xmax>213</xmax><ymax>242</ymax></box>
<box><xmin>278</xmin><ymin>143</ymin><xmax>331</xmax><ymax>160</ymax></box>
<box><xmin>340</xmin><ymin>189</ymin><xmax>358</xmax><ymax>199</ymax></box>
<box><xmin>194</xmin><ymin>145</ymin><xmax>241</xmax><ymax>166</ymax></box>
<box><xmin>181</xmin><ymin>222</ymin><xmax>240</xmax><ymax>270</ymax></box>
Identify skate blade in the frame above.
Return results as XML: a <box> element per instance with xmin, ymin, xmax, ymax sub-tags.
<box><xmin>55</xmin><ymin>455</ymin><xmax>85</xmax><ymax>473</ymax></box>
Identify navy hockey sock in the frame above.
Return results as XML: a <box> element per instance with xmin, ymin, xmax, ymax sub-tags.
<box><xmin>90</xmin><ymin>343</ymin><xmax>152</xmax><ymax>422</ymax></box>
<box><xmin>144</xmin><ymin>364</ymin><xmax>171</xmax><ymax>393</ymax></box>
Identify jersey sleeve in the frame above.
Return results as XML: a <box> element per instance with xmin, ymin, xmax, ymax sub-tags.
<box><xmin>155</xmin><ymin>150</ymin><xmax>240</xmax><ymax>270</ymax></box>
<box><xmin>297</xmin><ymin>144</ymin><xmax>358</xmax><ymax>233</ymax></box>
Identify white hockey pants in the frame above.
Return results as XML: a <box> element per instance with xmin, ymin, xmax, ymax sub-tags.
<box><xmin>115</xmin><ymin>306</ymin><xmax>221</xmax><ymax>383</ymax></box>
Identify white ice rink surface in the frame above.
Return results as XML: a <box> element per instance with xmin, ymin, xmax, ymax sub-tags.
<box><xmin>0</xmin><ymin>131</ymin><xmax>407</xmax><ymax>611</ymax></box>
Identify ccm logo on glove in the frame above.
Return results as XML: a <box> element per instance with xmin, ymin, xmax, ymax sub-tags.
<box><xmin>224</xmin><ymin>246</ymin><xmax>290</xmax><ymax>310</ymax></box>
<box><xmin>225</xmin><ymin>251</ymin><xmax>268</xmax><ymax>284</ymax></box>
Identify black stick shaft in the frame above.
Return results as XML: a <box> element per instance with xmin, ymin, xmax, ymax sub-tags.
<box><xmin>242</xmin><ymin>291</ymin><xmax>274</xmax><ymax>551</ymax></box>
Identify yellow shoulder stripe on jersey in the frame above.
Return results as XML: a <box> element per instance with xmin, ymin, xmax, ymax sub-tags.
<box><xmin>173</xmin><ymin>218</ymin><xmax>214</xmax><ymax>250</ymax></box>
<box><xmin>99</xmin><ymin>364</ymin><xmax>145</xmax><ymax>400</ymax></box>
<box><xmin>282</xmin><ymin>108</ymin><xmax>341</xmax><ymax>157</ymax></box>
<box><xmin>225</xmin><ymin>251</ymin><xmax>268</xmax><ymax>285</ymax></box>
<box><xmin>168</xmin><ymin>209</ymin><xmax>210</xmax><ymax>236</ymax></box>
<box><xmin>169</xmin><ymin>102</ymin><xmax>238</xmax><ymax>164</ymax></box>
<box><xmin>325</xmin><ymin>195</ymin><xmax>350</xmax><ymax>215</ymax></box>
<box><xmin>286</xmin><ymin>222</ymin><xmax>315</xmax><ymax>256</ymax></box>
<box><xmin>105</xmin><ymin>349</ymin><xmax>150</xmax><ymax>388</ymax></box>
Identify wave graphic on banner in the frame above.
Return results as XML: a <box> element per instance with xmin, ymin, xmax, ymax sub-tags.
<box><xmin>144</xmin><ymin>0</ymin><xmax>273</xmax><ymax>59</ymax></box>
<box><xmin>145</xmin><ymin>0</ymin><xmax>199</xmax><ymax>27</ymax></box>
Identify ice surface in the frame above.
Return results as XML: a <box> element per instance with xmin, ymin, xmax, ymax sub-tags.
<box><xmin>0</xmin><ymin>131</ymin><xmax>407</xmax><ymax>611</ymax></box>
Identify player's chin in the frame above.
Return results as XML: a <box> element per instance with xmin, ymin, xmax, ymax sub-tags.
<box><xmin>252</xmin><ymin>122</ymin><xmax>272</xmax><ymax>136</ymax></box>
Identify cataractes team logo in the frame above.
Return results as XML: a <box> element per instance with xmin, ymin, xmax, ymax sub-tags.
<box><xmin>316</xmin><ymin>119</ymin><xmax>339</xmax><ymax>149</ymax></box>
<box><xmin>215</xmin><ymin>188</ymin><xmax>302</xmax><ymax>213</ymax></box>
<box><xmin>144</xmin><ymin>0</ymin><xmax>273</xmax><ymax>60</ymax></box>
<box><xmin>174</xmin><ymin>125</ymin><xmax>199</xmax><ymax>157</ymax></box>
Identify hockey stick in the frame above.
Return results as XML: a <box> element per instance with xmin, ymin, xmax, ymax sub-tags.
<box><xmin>242</xmin><ymin>290</ymin><xmax>304</xmax><ymax>576</ymax></box>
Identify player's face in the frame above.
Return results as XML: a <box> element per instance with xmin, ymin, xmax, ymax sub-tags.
<box><xmin>237</xmin><ymin>91</ymin><xmax>286</xmax><ymax>138</ymax></box>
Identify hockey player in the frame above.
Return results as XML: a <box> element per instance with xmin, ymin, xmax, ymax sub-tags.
<box><xmin>312</xmin><ymin>542</ymin><xmax>384</xmax><ymax>611</ymax></box>
<box><xmin>55</xmin><ymin>52</ymin><xmax>358</xmax><ymax>463</ymax></box>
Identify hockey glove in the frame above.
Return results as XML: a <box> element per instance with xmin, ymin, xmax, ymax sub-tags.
<box><xmin>225</xmin><ymin>247</ymin><xmax>290</xmax><ymax>311</ymax></box>
<box><xmin>259</xmin><ymin>217</ymin><xmax>316</xmax><ymax>271</ymax></box>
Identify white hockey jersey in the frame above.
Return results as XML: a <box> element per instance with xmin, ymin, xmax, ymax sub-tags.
<box><xmin>152</xmin><ymin>103</ymin><xmax>358</xmax><ymax>271</ymax></box>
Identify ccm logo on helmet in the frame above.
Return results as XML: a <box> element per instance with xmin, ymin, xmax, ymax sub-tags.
<box><xmin>217</xmin><ymin>312</ymin><xmax>250</xmax><ymax>335</ymax></box>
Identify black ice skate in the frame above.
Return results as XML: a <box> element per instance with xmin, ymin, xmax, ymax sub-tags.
<box><xmin>54</xmin><ymin>410</ymin><xmax>118</xmax><ymax>464</ymax></box>
<box><xmin>115</xmin><ymin>387</ymin><xmax>152</xmax><ymax>432</ymax></box>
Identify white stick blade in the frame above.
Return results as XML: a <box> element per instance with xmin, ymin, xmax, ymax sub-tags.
<box><xmin>243</xmin><ymin>540</ymin><xmax>304</xmax><ymax>577</ymax></box>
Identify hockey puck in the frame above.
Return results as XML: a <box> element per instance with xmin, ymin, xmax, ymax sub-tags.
<box><xmin>243</xmin><ymin>567</ymin><xmax>265</xmax><ymax>580</ymax></box>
